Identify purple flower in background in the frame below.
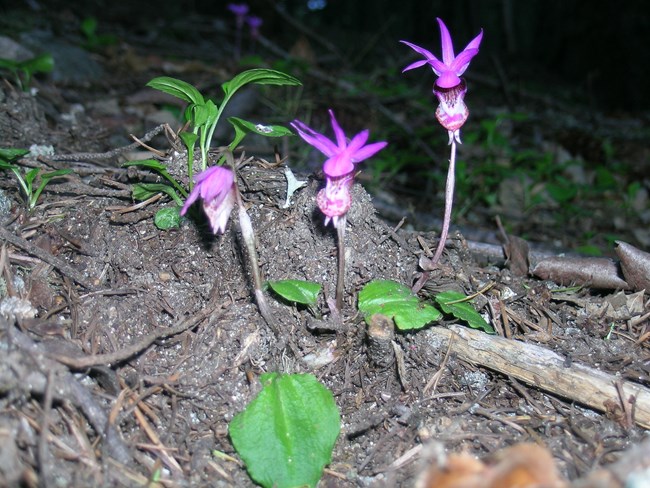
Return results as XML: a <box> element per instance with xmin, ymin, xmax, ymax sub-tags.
<box><xmin>246</xmin><ymin>15</ymin><xmax>263</xmax><ymax>40</ymax></box>
<box><xmin>228</xmin><ymin>3</ymin><xmax>250</xmax><ymax>29</ymax></box>
<box><xmin>401</xmin><ymin>18</ymin><xmax>482</xmax><ymax>137</ymax></box>
<box><xmin>291</xmin><ymin>110</ymin><xmax>387</xmax><ymax>228</ymax></box>
<box><xmin>181</xmin><ymin>166</ymin><xmax>236</xmax><ymax>234</ymax></box>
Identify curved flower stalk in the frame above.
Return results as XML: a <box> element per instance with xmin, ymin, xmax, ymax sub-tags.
<box><xmin>291</xmin><ymin>110</ymin><xmax>387</xmax><ymax>311</ymax></box>
<box><xmin>401</xmin><ymin>18</ymin><xmax>482</xmax><ymax>292</ymax></box>
<box><xmin>181</xmin><ymin>163</ymin><xmax>278</xmax><ymax>334</ymax></box>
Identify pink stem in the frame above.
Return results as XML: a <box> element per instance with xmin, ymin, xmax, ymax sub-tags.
<box><xmin>412</xmin><ymin>138</ymin><xmax>457</xmax><ymax>294</ymax></box>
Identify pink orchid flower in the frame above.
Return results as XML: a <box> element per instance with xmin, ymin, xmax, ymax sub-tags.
<box><xmin>291</xmin><ymin>110</ymin><xmax>387</xmax><ymax>227</ymax></box>
<box><xmin>246</xmin><ymin>15</ymin><xmax>263</xmax><ymax>40</ymax></box>
<box><xmin>401</xmin><ymin>18</ymin><xmax>483</xmax><ymax>136</ymax></box>
<box><xmin>228</xmin><ymin>3</ymin><xmax>250</xmax><ymax>29</ymax></box>
<box><xmin>181</xmin><ymin>166</ymin><xmax>236</xmax><ymax>234</ymax></box>
<box><xmin>401</xmin><ymin>18</ymin><xmax>483</xmax><ymax>89</ymax></box>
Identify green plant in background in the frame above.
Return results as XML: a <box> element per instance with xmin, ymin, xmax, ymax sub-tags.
<box><xmin>229</xmin><ymin>372</ymin><xmax>340</xmax><ymax>488</ymax></box>
<box><xmin>80</xmin><ymin>17</ymin><xmax>118</xmax><ymax>50</ymax></box>
<box><xmin>0</xmin><ymin>148</ymin><xmax>72</xmax><ymax>211</ymax></box>
<box><xmin>0</xmin><ymin>53</ymin><xmax>54</xmax><ymax>91</ymax></box>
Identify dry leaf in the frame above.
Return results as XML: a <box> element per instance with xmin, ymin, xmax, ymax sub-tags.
<box><xmin>418</xmin><ymin>443</ymin><xmax>567</xmax><ymax>488</ymax></box>
<box><xmin>532</xmin><ymin>256</ymin><xmax>629</xmax><ymax>289</ymax></box>
<box><xmin>616</xmin><ymin>241</ymin><xmax>650</xmax><ymax>291</ymax></box>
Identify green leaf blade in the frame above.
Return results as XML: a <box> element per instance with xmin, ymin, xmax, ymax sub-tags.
<box><xmin>230</xmin><ymin>373</ymin><xmax>340</xmax><ymax>488</ymax></box>
<box><xmin>267</xmin><ymin>280</ymin><xmax>321</xmax><ymax>305</ymax></box>
<box><xmin>228</xmin><ymin>117</ymin><xmax>294</xmax><ymax>138</ymax></box>
<box><xmin>434</xmin><ymin>290</ymin><xmax>495</xmax><ymax>333</ymax></box>
<box><xmin>221</xmin><ymin>68</ymin><xmax>301</xmax><ymax>98</ymax></box>
<box><xmin>358</xmin><ymin>280</ymin><xmax>441</xmax><ymax>330</ymax></box>
<box><xmin>146</xmin><ymin>76</ymin><xmax>204</xmax><ymax>105</ymax></box>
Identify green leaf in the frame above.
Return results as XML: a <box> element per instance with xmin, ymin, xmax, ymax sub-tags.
<box><xmin>358</xmin><ymin>280</ymin><xmax>441</xmax><ymax>330</ymax></box>
<box><xmin>41</xmin><ymin>169</ymin><xmax>73</xmax><ymax>181</ymax></box>
<box><xmin>222</xmin><ymin>68</ymin><xmax>301</xmax><ymax>98</ymax></box>
<box><xmin>123</xmin><ymin>158</ymin><xmax>168</xmax><ymax>172</ymax></box>
<box><xmin>0</xmin><ymin>148</ymin><xmax>29</xmax><ymax>164</ymax></box>
<box><xmin>228</xmin><ymin>117</ymin><xmax>294</xmax><ymax>138</ymax></box>
<box><xmin>267</xmin><ymin>280</ymin><xmax>321</xmax><ymax>306</ymax></box>
<box><xmin>24</xmin><ymin>168</ymin><xmax>40</xmax><ymax>187</ymax></box>
<box><xmin>132</xmin><ymin>183</ymin><xmax>183</xmax><ymax>205</ymax></box>
<box><xmin>154</xmin><ymin>206</ymin><xmax>181</xmax><ymax>230</ymax></box>
<box><xmin>230</xmin><ymin>373</ymin><xmax>340</xmax><ymax>488</ymax></box>
<box><xmin>21</xmin><ymin>53</ymin><xmax>54</xmax><ymax>74</ymax></box>
<box><xmin>146</xmin><ymin>76</ymin><xmax>204</xmax><ymax>105</ymax></box>
<box><xmin>434</xmin><ymin>290</ymin><xmax>495</xmax><ymax>333</ymax></box>
<box><xmin>179</xmin><ymin>131</ymin><xmax>198</xmax><ymax>149</ymax></box>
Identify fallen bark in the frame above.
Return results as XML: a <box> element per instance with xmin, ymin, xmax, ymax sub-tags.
<box><xmin>427</xmin><ymin>325</ymin><xmax>650</xmax><ymax>429</ymax></box>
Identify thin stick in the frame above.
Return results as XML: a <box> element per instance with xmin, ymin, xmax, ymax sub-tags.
<box><xmin>429</xmin><ymin>324</ymin><xmax>650</xmax><ymax>429</ymax></box>
<box><xmin>335</xmin><ymin>222</ymin><xmax>346</xmax><ymax>312</ymax></box>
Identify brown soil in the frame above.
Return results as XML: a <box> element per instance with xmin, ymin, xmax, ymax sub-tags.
<box><xmin>1</xmin><ymin>8</ymin><xmax>649</xmax><ymax>488</ymax></box>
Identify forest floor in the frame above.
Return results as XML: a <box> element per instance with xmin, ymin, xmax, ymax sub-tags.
<box><xmin>0</xmin><ymin>6</ymin><xmax>649</xmax><ymax>488</ymax></box>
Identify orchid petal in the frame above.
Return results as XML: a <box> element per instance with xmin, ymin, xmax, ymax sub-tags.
<box><xmin>402</xmin><ymin>60</ymin><xmax>429</xmax><ymax>72</ymax></box>
<box><xmin>436</xmin><ymin>18</ymin><xmax>455</xmax><ymax>65</ymax></box>
<box><xmin>180</xmin><ymin>185</ymin><xmax>201</xmax><ymax>215</ymax></box>
<box><xmin>450</xmin><ymin>48</ymin><xmax>479</xmax><ymax>76</ymax></box>
<box><xmin>346</xmin><ymin>129</ymin><xmax>370</xmax><ymax>154</ymax></box>
<box><xmin>290</xmin><ymin>120</ymin><xmax>338</xmax><ymax>157</ymax></box>
<box><xmin>328</xmin><ymin>109</ymin><xmax>347</xmax><ymax>149</ymax></box>
<box><xmin>464</xmin><ymin>29</ymin><xmax>483</xmax><ymax>52</ymax></box>
<box><xmin>399</xmin><ymin>40</ymin><xmax>438</xmax><ymax>62</ymax></box>
<box><xmin>351</xmin><ymin>141</ymin><xmax>388</xmax><ymax>163</ymax></box>
<box><xmin>323</xmin><ymin>153</ymin><xmax>354</xmax><ymax>177</ymax></box>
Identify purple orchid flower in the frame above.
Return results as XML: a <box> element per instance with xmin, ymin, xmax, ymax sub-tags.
<box><xmin>401</xmin><ymin>18</ymin><xmax>482</xmax><ymax>137</ymax></box>
<box><xmin>181</xmin><ymin>166</ymin><xmax>236</xmax><ymax>234</ymax></box>
<box><xmin>228</xmin><ymin>3</ymin><xmax>250</xmax><ymax>29</ymax></box>
<box><xmin>291</xmin><ymin>110</ymin><xmax>387</xmax><ymax>228</ymax></box>
<box><xmin>246</xmin><ymin>15</ymin><xmax>263</xmax><ymax>40</ymax></box>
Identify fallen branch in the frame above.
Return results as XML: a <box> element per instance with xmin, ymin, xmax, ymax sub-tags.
<box><xmin>428</xmin><ymin>325</ymin><xmax>650</xmax><ymax>429</ymax></box>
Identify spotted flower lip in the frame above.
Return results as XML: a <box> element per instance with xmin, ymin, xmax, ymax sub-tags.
<box><xmin>181</xmin><ymin>166</ymin><xmax>236</xmax><ymax>234</ymax></box>
<box><xmin>400</xmin><ymin>18</ymin><xmax>483</xmax><ymax>89</ymax></box>
<box><xmin>290</xmin><ymin>109</ymin><xmax>387</xmax><ymax>178</ymax></box>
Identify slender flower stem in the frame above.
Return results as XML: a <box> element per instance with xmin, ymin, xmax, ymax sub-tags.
<box><xmin>412</xmin><ymin>138</ymin><xmax>457</xmax><ymax>294</ymax></box>
<box><xmin>335</xmin><ymin>220</ymin><xmax>346</xmax><ymax>312</ymax></box>
<box><xmin>431</xmin><ymin>138</ymin><xmax>457</xmax><ymax>264</ymax></box>
<box><xmin>235</xmin><ymin>189</ymin><xmax>278</xmax><ymax>333</ymax></box>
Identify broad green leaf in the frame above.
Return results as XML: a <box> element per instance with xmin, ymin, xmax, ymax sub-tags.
<box><xmin>154</xmin><ymin>206</ymin><xmax>181</xmax><ymax>230</ymax></box>
<box><xmin>123</xmin><ymin>158</ymin><xmax>168</xmax><ymax>172</ymax></box>
<box><xmin>267</xmin><ymin>280</ymin><xmax>321</xmax><ymax>305</ymax></box>
<box><xmin>21</xmin><ymin>53</ymin><xmax>54</xmax><ymax>74</ymax></box>
<box><xmin>221</xmin><ymin>68</ymin><xmax>301</xmax><ymax>98</ymax></box>
<box><xmin>146</xmin><ymin>76</ymin><xmax>204</xmax><ymax>105</ymax></box>
<box><xmin>230</xmin><ymin>373</ymin><xmax>340</xmax><ymax>488</ymax></box>
<box><xmin>0</xmin><ymin>148</ymin><xmax>29</xmax><ymax>163</ymax></box>
<box><xmin>358</xmin><ymin>280</ymin><xmax>441</xmax><ymax>330</ymax></box>
<box><xmin>434</xmin><ymin>290</ymin><xmax>495</xmax><ymax>333</ymax></box>
<box><xmin>132</xmin><ymin>183</ymin><xmax>182</xmax><ymax>205</ymax></box>
<box><xmin>228</xmin><ymin>117</ymin><xmax>294</xmax><ymax>138</ymax></box>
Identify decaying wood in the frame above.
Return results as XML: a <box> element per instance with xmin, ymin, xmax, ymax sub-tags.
<box><xmin>366</xmin><ymin>313</ymin><xmax>395</xmax><ymax>368</ymax></box>
<box><xmin>616</xmin><ymin>240</ymin><xmax>650</xmax><ymax>291</ymax></box>
<box><xmin>428</xmin><ymin>325</ymin><xmax>650</xmax><ymax>429</ymax></box>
